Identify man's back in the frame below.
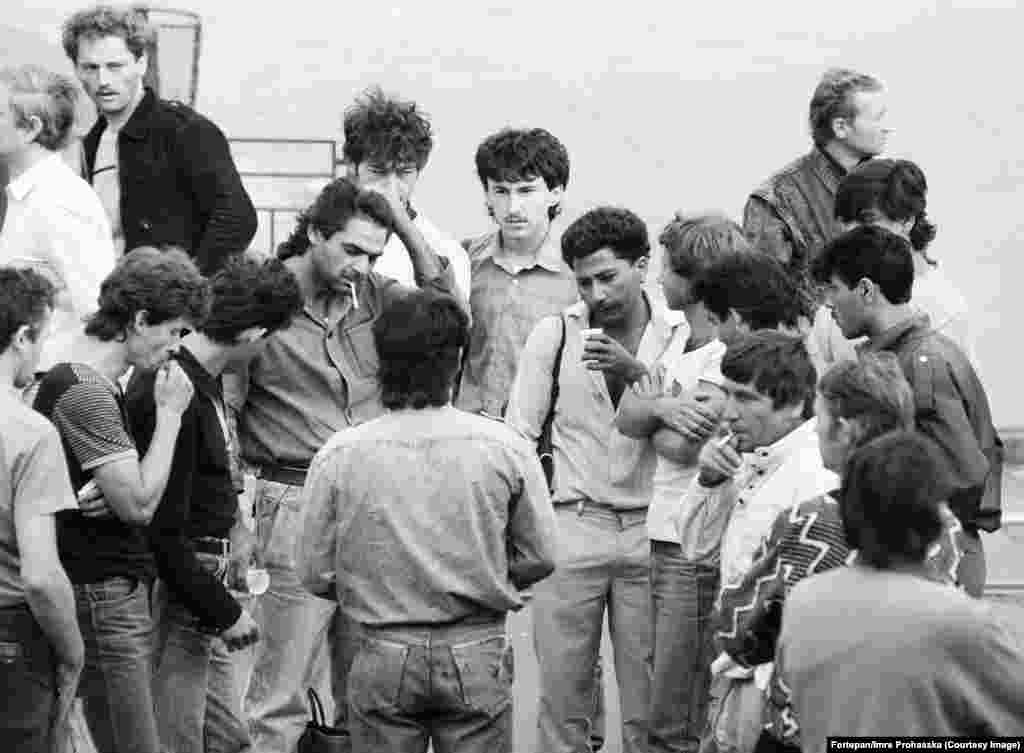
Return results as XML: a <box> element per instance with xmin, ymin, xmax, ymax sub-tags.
<box><xmin>299</xmin><ymin>405</ymin><xmax>557</xmax><ymax>627</ymax></box>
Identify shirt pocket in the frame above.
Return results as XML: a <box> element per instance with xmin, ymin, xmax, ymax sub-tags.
<box><xmin>343</xmin><ymin>319</ymin><xmax>379</xmax><ymax>381</ymax></box>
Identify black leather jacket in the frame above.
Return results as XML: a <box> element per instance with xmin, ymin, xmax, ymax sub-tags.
<box><xmin>83</xmin><ymin>88</ymin><xmax>256</xmax><ymax>275</ymax></box>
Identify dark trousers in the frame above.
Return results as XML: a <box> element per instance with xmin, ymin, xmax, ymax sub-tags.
<box><xmin>0</xmin><ymin>602</ymin><xmax>58</xmax><ymax>753</ymax></box>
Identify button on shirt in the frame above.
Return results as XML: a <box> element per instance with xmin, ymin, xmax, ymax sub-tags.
<box><xmin>506</xmin><ymin>297</ymin><xmax>684</xmax><ymax>510</ymax></box>
<box><xmin>0</xmin><ymin>154</ymin><xmax>115</xmax><ymax>370</ymax></box>
<box><xmin>456</xmin><ymin>229</ymin><xmax>579</xmax><ymax>416</ymax></box>
<box><xmin>295</xmin><ymin>406</ymin><xmax>559</xmax><ymax>626</ymax></box>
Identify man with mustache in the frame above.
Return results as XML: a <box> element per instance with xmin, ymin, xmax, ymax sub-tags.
<box><xmin>225</xmin><ymin>177</ymin><xmax>454</xmax><ymax>753</ymax></box>
<box><xmin>507</xmin><ymin>206</ymin><xmax>684</xmax><ymax>753</ymax></box>
<box><xmin>63</xmin><ymin>5</ymin><xmax>256</xmax><ymax>271</ymax></box>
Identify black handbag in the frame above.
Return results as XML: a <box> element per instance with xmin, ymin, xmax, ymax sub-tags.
<box><xmin>297</xmin><ymin>688</ymin><xmax>350</xmax><ymax>753</ymax></box>
<box><xmin>537</xmin><ymin>316</ymin><xmax>567</xmax><ymax>492</ymax></box>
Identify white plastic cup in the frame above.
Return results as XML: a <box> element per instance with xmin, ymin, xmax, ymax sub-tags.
<box><xmin>245</xmin><ymin>567</ymin><xmax>270</xmax><ymax>596</ymax></box>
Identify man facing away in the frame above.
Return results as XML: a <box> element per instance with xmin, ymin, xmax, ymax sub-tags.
<box><xmin>123</xmin><ymin>257</ymin><xmax>303</xmax><ymax>753</ymax></box>
<box><xmin>743</xmin><ymin>68</ymin><xmax>890</xmax><ymax>372</ymax></box>
<box><xmin>0</xmin><ymin>267</ymin><xmax>83</xmax><ymax>753</ymax></box>
<box><xmin>33</xmin><ymin>247</ymin><xmax>208</xmax><ymax>753</ymax></box>
<box><xmin>456</xmin><ymin>127</ymin><xmax>579</xmax><ymax>417</ymax></box>
<box><xmin>0</xmin><ymin>64</ymin><xmax>115</xmax><ymax>372</ymax></box>
<box><xmin>342</xmin><ymin>86</ymin><xmax>471</xmax><ymax>301</ymax></box>
<box><xmin>226</xmin><ymin>176</ymin><xmax>454</xmax><ymax>752</ymax></box>
<box><xmin>296</xmin><ymin>289</ymin><xmax>558</xmax><ymax>753</ymax></box>
<box><xmin>63</xmin><ymin>5</ymin><xmax>257</xmax><ymax>270</ymax></box>
<box><xmin>812</xmin><ymin>225</ymin><xmax>1002</xmax><ymax>597</ymax></box>
<box><xmin>507</xmin><ymin>206</ymin><xmax>685</xmax><ymax>753</ymax></box>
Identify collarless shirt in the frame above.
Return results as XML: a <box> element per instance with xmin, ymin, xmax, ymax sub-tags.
<box><xmin>456</xmin><ymin>228</ymin><xmax>579</xmax><ymax>416</ymax></box>
<box><xmin>506</xmin><ymin>296</ymin><xmax>684</xmax><ymax>510</ymax></box>
<box><xmin>0</xmin><ymin>154</ymin><xmax>116</xmax><ymax>370</ymax></box>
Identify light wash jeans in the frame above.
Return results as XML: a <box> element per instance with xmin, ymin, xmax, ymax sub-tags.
<box><xmin>74</xmin><ymin>575</ymin><xmax>160</xmax><ymax>753</ymax></box>
<box><xmin>533</xmin><ymin>502</ymin><xmax>653</xmax><ymax>753</ymax></box>
<box><xmin>348</xmin><ymin>619</ymin><xmax>512</xmax><ymax>753</ymax></box>
<box><xmin>649</xmin><ymin>541</ymin><xmax>720</xmax><ymax>753</ymax></box>
<box><xmin>152</xmin><ymin>554</ymin><xmax>251</xmax><ymax>753</ymax></box>
<box><xmin>244</xmin><ymin>477</ymin><xmax>355</xmax><ymax>753</ymax></box>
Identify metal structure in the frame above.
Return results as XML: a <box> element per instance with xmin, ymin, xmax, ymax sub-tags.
<box><xmin>135</xmin><ymin>5</ymin><xmax>202</xmax><ymax>106</ymax></box>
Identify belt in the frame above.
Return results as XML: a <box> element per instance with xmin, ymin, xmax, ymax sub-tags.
<box><xmin>554</xmin><ymin>499</ymin><xmax>647</xmax><ymax>515</ymax></box>
<box><xmin>257</xmin><ymin>463</ymin><xmax>309</xmax><ymax>487</ymax></box>
<box><xmin>193</xmin><ymin>537</ymin><xmax>230</xmax><ymax>556</ymax></box>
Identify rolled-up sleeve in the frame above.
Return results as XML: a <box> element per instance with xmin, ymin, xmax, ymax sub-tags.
<box><xmin>505</xmin><ymin>315</ymin><xmax>562</xmax><ymax>445</ymax></box>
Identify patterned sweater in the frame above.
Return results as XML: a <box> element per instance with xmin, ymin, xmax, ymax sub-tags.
<box><xmin>715</xmin><ymin>491</ymin><xmax>965</xmax><ymax>744</ymax></box>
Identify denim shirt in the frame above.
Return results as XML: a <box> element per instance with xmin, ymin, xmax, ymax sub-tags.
<box><xmin>295</xmin><ymin>406</ymin><xmax>558</xmax><ymax>626</ymax></box>
<box><xmin>505</xmin><ymin>297</ymin><xmax>684</xmax><ymax>510</ymax></box>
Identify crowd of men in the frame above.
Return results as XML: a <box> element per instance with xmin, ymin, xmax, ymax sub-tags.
<box><xmin>1</xmin><ymin>5</ymin><xmax>1023</xmax><ymax>753</ymax></box>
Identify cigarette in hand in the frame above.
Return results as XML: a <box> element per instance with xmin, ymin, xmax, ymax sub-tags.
<box><xmin>348</xmin><ymin>280</ymin><xmax>360</xmax><ymax>309</ymax></box>
<box><xmin>716</xmin><ymin>430</ymin><xmax>736</xmax><ymax>448</ymax></box>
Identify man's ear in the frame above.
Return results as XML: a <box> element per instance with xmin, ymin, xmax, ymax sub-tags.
<box><xmin>831</xmin><ymin>115</ymin><xmax>851</xmax><ymax>142</ymax></box>
<box><xmin>857</xmin><ymin>277</ymin><xmax>876</xmax><ymax>302</ymax></box>
<box><xmin>132</xmin><ymin>310</ymin><xmax>150</xmax><ymax>332</ymax></box>
<box><xmin>548</xmin><ymin>185</ymin><xmax>564</xmax><ymax>211</ymax></box>
<box><xmin>307</xmin><ymin>226</ymin><xmax>323</xmax><ymax>247</ymax></box>
<box><xmin>137</xmin><ymin>51</ymin><xmax>149</xmax><ymax>79</ymax></box>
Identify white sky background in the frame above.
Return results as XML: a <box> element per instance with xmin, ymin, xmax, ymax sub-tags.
<box><xmin>5</xmin><ymin>0</ymin><xmax>1023</xmax><ymax>423</ymax></box>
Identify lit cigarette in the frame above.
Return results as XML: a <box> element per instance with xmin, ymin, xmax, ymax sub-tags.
<box><xmin>716</xmin><ymin>430</ymin><xmax>736</xmax><ymax>448</ymax></box>
<box><xmin>348</xmin><ymin>280</ymin><xmax>359</xmax><ymax>309</ymax></box>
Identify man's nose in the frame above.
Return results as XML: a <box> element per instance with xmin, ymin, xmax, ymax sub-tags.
<box><xmin>721</xmin><ymin>395</ymin><xmax>740</xmax><ymax>421</ymax></box>
<box><xmin>349</xmin><ymin>255</ymin><xmax>372</xmax><ymax>276</ymax></box>
<box><xmin>97</xmin><ymin>67</ymin><xmax>113</xmax><ymax>86</ymax></box>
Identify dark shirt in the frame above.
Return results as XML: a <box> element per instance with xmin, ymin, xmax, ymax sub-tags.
<box><xmin>125</xmin><ymin>348</ymin><xmax>242</xmax><ymax>632</ymax></box>
<box><xmin>33</xmin><ymin>363</ymin><xmax>154</xmax><ymax>584</ymax></box>
<box><xmin>224</xmin><ymin>260</ymin><xmax>455</xmax><ymax>472</ymax></box>
<box><xmin>82</xmin><ymin>88</ymin><xmax>257</xmax><ymax>275</ymax></box>
<box><xmin>862</xmin><ymin>314</ymin><xmax>1003</xmax><ymax>531</ymax></box>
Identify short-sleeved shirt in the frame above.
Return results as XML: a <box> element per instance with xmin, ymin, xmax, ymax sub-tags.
<box><xmin>0</xmin><ymin>387</ymin><xmax>78</xmax><ymax>607</ymax></box>
<box><xmin>646</xmin><ymin>334</ymin><xmax>727</xmax><ymax>543</ymax></box>
<box><xmin>33</xmin><ymin>362</ymin><xmax>153</xmax><ymax>584</ymax></box>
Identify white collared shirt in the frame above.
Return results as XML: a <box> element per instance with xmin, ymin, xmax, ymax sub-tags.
<box><xmin>718</xmin><ymin>419</ymin><xmax>838</xmax><ymax>588</ymax></box>
<box><xmin>0</xmin><ymin>153</ymin><xmax>116</xmax><ymax>370</ymax></box>
<box><xmin>372</xmin><ymin>212</ymin><xmax>471</xmax><ymax>303</ymax></box>
<box><xmin>647</xmin><ymin>333</ymin><xmax>727</xmax><ymax>542</ymax></box>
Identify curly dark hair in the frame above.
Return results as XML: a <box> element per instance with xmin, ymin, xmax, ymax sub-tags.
<box><xmin>475</xmin><ymin>128</ymin><xmax>569</xmax><ymax>220</ymax></box>
<box><xmin>342</xmin><ymin>86</ymin><xmax>433</xmax><ymax>170</ymax></box>
<box><xmin>721</xmin><ymin>330</ymin><xmax>817</xmax><ymax>412</ymax></box>
<box><xmin>692</xmin><ymin>252</ymin><xmax>804</xmax><ymax>330</ymax></box>
<box><xmin>659</xmin><ymin>212</ymin><xmax>750</xmax><ymax>279</ymax></box>
<box><xmin>835</xmin><ymin>158</ymin><xmax>938</xmax><ymax>261</ymax></box>
<box><xmin>0</xmin><ymin>267</ymin><xmax>56</xmax><ymax>354</ymax></box>
<box><xmin>809</xmin><ymin>68</ymin><xmax>884</xmax><ymax>148</ymax></box>
<box><xmin>561</xmin><ymin>207</ymin><xmax>650</xmax><ymax>268</ymax></box>
<box><xmin>811</xmin><ymin>226</ymin><xmax>914</xmax><ymax>305</ymax></box>
<box><xmin>374</xmin><ymin>290</ymin><xmax>469</xmax><ymax>410</ymax></box>
<box><xmin>840</xmin><ymin>431</ymin><xmax>949</xmax><ymax>568</ymax></box>
<box><xmin>85</xmin><ymin>246</ymin><xmax>210</xmax><ymax>341</ymax></box>
<box><xmin>198</xmin><ymin>257</ymin><xmax>303</xmax><ymax>345</ymax></box>
<box><xmin>62</xmin><ymin>5</ymin><xmax>154</xmax><ymax>62</ymax></box>
<box><xmin>277</xmin><ymin>178</ymin><xmax>393</xmax><ymax>260</ymax></box>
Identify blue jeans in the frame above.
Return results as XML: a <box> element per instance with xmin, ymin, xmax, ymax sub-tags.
<box><xmin>153</xmin><ymin>554</ymin><xmax>251</xmax><ymax>753</ymax></box>
<box><xmin>245</xmin><ymin>478</ymin><xmax>353</xmax><ymax>753</ymax></box>
<box><xmin>348</xmin><ymin>619</ymin><xmax>512</xmax><ymax>753</ymax></box>
<box><xmin>649</xmin><ymin>541</ymin><xmax>720</xmax><ymax>753</ymax></box>
<box><xmin>0</xmin><ymin>604</ymin><xmax>57</xmax><ymax>753</ymax></box>
<box><xmin>75</xmin><ymin>575</ymin><xmax>160</xmax><ymax>753</ymax></box>
<box><xmin>534</xmin><ymin>503</ymin><xmax>653</xmax><ymax>753</ymax></box>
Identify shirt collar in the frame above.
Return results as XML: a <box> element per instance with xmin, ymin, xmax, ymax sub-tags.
<box><xmin>861</xmin><ymin>313</ymin><xmax>931</xmax><ymax>353</ymax></box>
<box><xmin>6</xmin><ymin>153</ymin><xmax>65</xmax><ymax>201</ymax></box>
<box><xmin>174</xmin><ymin>346</ymin><xmax>221</xmax><ymax>400</ymax></box>
<box><xmin>481</xmin><ymin>228</ymin><xmax>565</xmax><ymax>274</ymax></box>
<box><xmin>744</xmin><ymin>418</ymin><xmax>818</xmax><ymax>467</ymax></box>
